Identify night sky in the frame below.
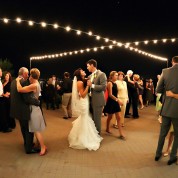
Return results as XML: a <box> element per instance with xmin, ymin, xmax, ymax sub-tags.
<box><xmin>0</xmin><ymin>0</ymin><xmax>178</xmax><ymax>80</ymax></box>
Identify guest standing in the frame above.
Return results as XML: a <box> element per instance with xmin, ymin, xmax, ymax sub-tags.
<box><xmin>155</xmin><ymin>56</ymin><xmax>178</xmax><ymax>165</ymax></box>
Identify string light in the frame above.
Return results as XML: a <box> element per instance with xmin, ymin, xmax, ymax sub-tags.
<box><xmin>30</xmin><ymin>43</ymin><xmax>167</xmax><ymax>62</ymax></box>
<box><xmin>0</xmin><ymin>17</ymin><xmax>172</xmax><ymax>63</ymax></box>
<box><xmin>0</xmin><ymin>17</ymin><xmax>177</xmax><ymax>47</ymax></box>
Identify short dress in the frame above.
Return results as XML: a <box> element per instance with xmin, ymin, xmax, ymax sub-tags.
<box><xmin>103</xmin><ymin>82</ymin><xmax>121</xmax><ymax>114</ymax></box>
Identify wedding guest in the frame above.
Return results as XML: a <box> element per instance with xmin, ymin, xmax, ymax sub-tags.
<box><xmin>0</xmin><ymin>68</ymin><xmax>12</xmax><ymax>132</ymax></box>
<box><xmin>45</xmin><ymin>78</ymin><xmax>56</xmax><ymax>110</ymax></box>
<box><xmin>3</xmin><ymin>72</ymin><xmax>16</xmax><ymax>129</ymax></box>
<box><xmin>138</xmin><ymin>78</ymin><xmax>144</xmax><ymax>109</ymax></box>
<box><xmin>155</xmin><ymin>56</ymin><xmax>178</xmax><ymax>165</ymax></box>
<box><xmin>16</xmin><ymin>68</ymin><xmax>47</xmax><ymax>156</ymax></box>
<box><xmin>61</xmin><ymin>72</ymin><xmax>73</xmax><ymax>119</ymax></box>
<box><xmin>51</xmin><ymin>75</ymin><xmax>60</xmax><ymax>109</ymax></box>
<box><xmin>145</xmin><ymin>78</ymin><xmax>154</xmax><ymax>106</ymax></box>
<box><xmin>155</xmin><ymin>75</ymin><xmax>162</xmax><ymax>123</ymax></box>
<box><xmin>113</xmin><ymin>71</ymin><xmax>128</xmax><ymax>128</ymax></box>
<box><xmin>103</xmin><ymin>71</ymin><xmax>125</xmax><ymax>140</ymax></box>
<box><xmin>10</xmin><ymin>67</ymin><xmax>40</xmax><ymax>154</ymax></box>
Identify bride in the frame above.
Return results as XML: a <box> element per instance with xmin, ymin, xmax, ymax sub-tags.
<box><xmin>68</xmin><ymin>68</ymin><xmax>103</xmax><ymax>151</ymax></box>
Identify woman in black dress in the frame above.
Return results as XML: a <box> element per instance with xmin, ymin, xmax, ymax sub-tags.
<box><xmin>3</xmin><ymin>72</ymin><xmax>16</xmax><ymax>129</ymax></box>
<box><xmin>103</xmin><ymin>71</ymin><xmax>125</xmax><ymax>140</ymax></box>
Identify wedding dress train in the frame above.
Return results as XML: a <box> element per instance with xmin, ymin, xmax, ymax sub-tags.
<box><xmin>68</xmin><ymin>95</ymin><xmax>102</xmax><ymax>151</ymax></box>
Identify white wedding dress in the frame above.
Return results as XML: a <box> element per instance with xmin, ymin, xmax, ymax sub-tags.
<box><xmin>68</xmin><ymin>94</ymin><xmax>103</xmax><ymax>151</ymax></box>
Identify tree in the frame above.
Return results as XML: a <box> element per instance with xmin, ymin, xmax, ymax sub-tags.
<box><xmin>0</xmin><ymin>58</ymin><xmax>14</xmax><ymax>76</ymax></box>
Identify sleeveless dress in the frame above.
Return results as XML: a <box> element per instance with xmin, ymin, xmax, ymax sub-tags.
<box><xmin>103</xmin><ymin>82</ymin><xmax>121</xmax><ymax>114</ymax></box>
<box><xmin>68</xmin><ymin>95</ymin><xmax>103</xmax><ymax>151</ymax></box>
<box><xmin>29</xmin><ymin>83</ymin><xmax>46</xmax><ymax>132</ymax></box>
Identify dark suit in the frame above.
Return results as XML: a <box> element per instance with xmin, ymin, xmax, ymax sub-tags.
<box><xmin>156</xmin><ymin>64</ymin><xmax>178</xmax><ymax>160</ymax></box>
<box><xmin>10</xmin><ymin>78</ymin><xmax>40</xmax><ymax>153</ymax></box>
<box><xmin>124</xmin><ymin>76</ymin><xmax>139</xmax><ymax>117</ymax></box>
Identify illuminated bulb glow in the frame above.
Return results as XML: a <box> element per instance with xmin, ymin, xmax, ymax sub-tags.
<box><xmin>3</xmin><ymin>18</ymin><xmax>9</xmax><ymax>23</ymax></box>
<box><xmin>135</xmin><ymin>42</ymin><xmax>139</xmax><ymax>45</ymax></box>
<box><xmin>53</xmin><ymin>24</ymin><xmax>59</xmax><ymax>29</ymax></box>
<box><xmin>96</xmin><ymin>36</ymin><xmax>100</xmax><ymax>40</ymax></box>
<box><xmin>16</xmin><ymin>18</ymin><xmax>22</xmax><ymax>23</ymax></box>
<box><xmin>28</xmin><ymin>21</ymin><xmax>34</xmax><ymax>26</ymax></box>
<box><xmin>144</xmin><ymin>41</ymin><xmax>148</xmax><ymax>44</ymax></box>
<box><xmin>41</xmin><ymin>22</ymin><xmax>47</xmax><ymax>27</ymax></box>
<box><xmin>163</xmin><ymin>39</ymin><xmax>167</xmax><ymax>43</ymax></box>
<box><xmin>94</xmin><ymin>48</ymin><xmax>97</xmax><ymax>51</ymax></box>
<box><xmin>153</xmin><ymin>40</ymin><xmax>158</xmax><ymax>44</ymax></box>
<box><xmin>66</xmin><ymin>26</ymin><xmax>71</xmax><ymax>31</ymax></box>
<box><xmin>105</xmin><ymin>38</ymin><xmax>109</xmax><ymax>42</ymax></box>
<box><xmin>88</xmin><ymin>31</ymin><xmax>92</xmax><ymax>36</ymax></box>
<box><xmin>76</xmin><ymin>30</ymin><xmax>81</xmax><ymax>35</ymax></box>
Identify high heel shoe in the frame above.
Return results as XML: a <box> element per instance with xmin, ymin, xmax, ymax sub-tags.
<box><xmin>106</xmin><ymin>130</ymin><xmax>112</xmax><ymax>134</ymax></box>
<box><xmin>39</xmin><ymin>146</ymin><xmax>48</xmax><ymax>156</ymax></box>
<box><xmin>118</xmin><ymin>135</ymin><xmax>126</xmax><ymax>140</ymax></box>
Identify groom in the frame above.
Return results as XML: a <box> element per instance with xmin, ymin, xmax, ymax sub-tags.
<box><xmin>87</xmin><ymin>59</ymin><xmax>107</xmax><ymax>134</ymax></box>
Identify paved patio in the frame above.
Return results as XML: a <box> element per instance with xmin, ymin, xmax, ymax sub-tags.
<box><xmin>0</xmin><ymin>105</ymin><xmax>177</xmax><ymax>178</ymax></box>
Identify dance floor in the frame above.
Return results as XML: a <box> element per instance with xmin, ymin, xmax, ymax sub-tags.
<box><xmin>0</xmin><ymin>105</ymin><xmax>177</xmax><ymax>178</ymax></box>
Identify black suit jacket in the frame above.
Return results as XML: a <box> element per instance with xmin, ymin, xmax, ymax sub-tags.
<box><xmin>10</xmin><ymin>79</ymin><xmax>40</xmax><ymax>121</ymax></box>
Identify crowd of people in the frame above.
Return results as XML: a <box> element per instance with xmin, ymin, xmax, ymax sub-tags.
<box><xmin>0</xmin><ymin>57</ymin><xmax>177</xmax><ymax>165</ymax></box>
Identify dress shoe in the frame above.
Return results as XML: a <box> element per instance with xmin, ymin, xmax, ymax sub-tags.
<box><xmin>155</xmin><ymin>155</ymin><xmax>162</xmax><ymax>161</ymax></box>
<box><xmin>133</xmin><ymin>116</ymin><xmax>139</xmax><ymax>119</ymax></box>
<box><xmin>26</xmin><ymin>148</ymin><xmax>41</xmax><ymax>154</ymax></box>
<box><xmin>125</xmin><ymin>115</ymin><xmax>130</xmax><ymax>118</ymax></box>
<box><xmin>63</xmin><ymin>117</ymin><xmax>68</xmax><ymax>119</ymax></box>
<box><xmin>3</xmin><ymin>128</ymin><xmax>12</xmax><ymax>133</ymax></box>
<box><xmin>167</xmin><ymin>157</ymin><xmax>177</xmax><ymax>165</ymax></box>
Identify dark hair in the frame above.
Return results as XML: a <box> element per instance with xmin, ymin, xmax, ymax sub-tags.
<box><xmin>172</xmin><ymin>56</ymin><xmax>178</xmax><ymax>63</ymax></box>
<box><xmin>73</xmin><ymin>68</ymin><xmax>87</xmax><ymax>88</ymax></box>
<box><xmin>4</xmin><ymin>72</ymin><xmax>12</xmax><ymax>82</ymax></box>
<box><xmin>86</xmin><ymin>59</ymin><xmax>97</xmax><ymax>68</ymax></box>
<box><xmin>64</xmin><ymin>72</ymin><xmax>70</xmax><ymax>78</ymax></box>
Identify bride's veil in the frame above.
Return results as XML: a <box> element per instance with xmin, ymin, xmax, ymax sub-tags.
<box><xmin>71</xmin><ymin>76</ymin><xmax>80</xmax><ymax>117</ymax></box>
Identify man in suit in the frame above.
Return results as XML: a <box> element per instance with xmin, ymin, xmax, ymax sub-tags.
<box><xmin>87</xmin><ymin>59</ymin><xmax>107</xmax><ymax>134</ymax></box>
<box><xmin>10</xmin><ymin>67</ymin><xmax>40</xmax><ymax>154</ymax></box>
<box><xmin>155</xmin><ymin>56</ymin><xmax>178</xmax><ymax>165</ymax></box>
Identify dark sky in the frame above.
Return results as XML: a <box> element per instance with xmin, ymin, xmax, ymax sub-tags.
<box><xmin>0</xmin><ymin>0</ymin><xmax>178</xmax><ymax>80</ymax></box>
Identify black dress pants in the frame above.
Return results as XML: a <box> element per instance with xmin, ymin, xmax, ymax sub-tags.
<box><xmin>19</xmin><ymin>119</ymin><xmax>34</xmax><ymax>153</ymax></box>
<box><xmin>0</xmin><ymin>97</ymin><xmax>9</xmax><ymax>131</ymax></box>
